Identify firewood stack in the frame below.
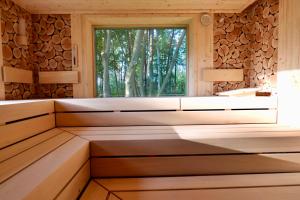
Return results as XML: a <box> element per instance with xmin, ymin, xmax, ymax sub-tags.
<box><xmin>31</xmin><ymin>14</ymin><xmax>73</xmax><ymax>98</ymax></box>
<box><xmin>213</xmin><ymin>0</ymin><xmax>278</xmax><ymax>94</ymax></box>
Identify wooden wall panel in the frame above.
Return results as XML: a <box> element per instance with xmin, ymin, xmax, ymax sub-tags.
<box><xmin>39</xmin><ymin>71</ymin><xmax>79</xmax><ymax>84</ymax></box>
<box><xmin>2</xmin><ymin>67</ymin><xmax>33</xmax><ymax>84</ymax></box>
<box><xmin>203</xmin><ymin>69</ymin><xmax>243</xmax><ymax>82</ymax></box>
<box><xmin>91</xmin><ymin>153</ymin><xmax>300</xmax><ymax>177</ymax></box>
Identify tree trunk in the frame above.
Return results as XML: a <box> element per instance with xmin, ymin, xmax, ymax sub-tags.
<box><xmin>125</xmin><ymin>30</ymin><xmax>144</xmax><ymax>97</ymax></box>
<box><xmin>156</xmin><ymin>31</ymin><xmax>161</xmax><ymax>91</ymax></box>
<box><xmin>158</xmin><ymin>32</ymin><xmax>185</xmax><ymax>96</ymax></box>
<box><xmin>102</xmin><ymin>30</ymin><xmax>111</xmax><ymax>97</ymax></box>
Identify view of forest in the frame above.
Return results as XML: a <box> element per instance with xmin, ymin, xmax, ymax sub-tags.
<box><xmin>95</xmin><ymin>28</ymin><xmax>187</xmax><ymax>97</ymax></box>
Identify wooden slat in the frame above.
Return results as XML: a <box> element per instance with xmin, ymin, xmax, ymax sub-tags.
<box><xmin>0</xmin><ymin>100</ymin><xmax>54</xmax><ymax>124</ymax></box>
<box><xmin>55</xmin><ymin>98</ymin><xmax>180</xmax><ymax>112</ymax></box>
<box><xmin>0</xmin><ymin>114</ymin><xmax>56</xmax><ymax>149</ymax></box>
<box><xmin>216</xmin><ymin>88</ymin><xmax>260</xmax><ymax>96</ymax></box>
<box><xmin>96</xmin><ymin>173</ymin><xmax>300</xmax><ymax>191</ymax></box>
<box><xmin>56</xmin><ymin>110</ymin><xmax>277</xmax><ymax>127</ymax></box>
<box><xmin>90</xmin><ymin>136</ymin><xmax>300</xmax><ymax>157</ymax></box>
<box><xmin>79</xmin><ymin>180</ymin><xmax>108</xmax><ymax>200</ymax></box>
<box><xmin>0</xmin><ymin>128</ymin><xmax>63</xmax><ymax>162</ymax></box>
<box><xmin>115</xmin><ymin>186</ymin><xmax>300</xmax><ymax>200</ymax></box>
<box><xmin>0</xmin><ymin>137</ymin><xmax>89</xmax><ymax>200</ymax></box>
<box><xmin>181</xmin><ymin>97</ymin><xmax>277</xmax><ymax>110</ymax></box>
<box><xmin>0</xmin><ymin>132</ymin><xmax>74</xmax><ymax>183</ymax></box>
<box><xmin>2</xmin><ymin>66</ymin><xmax>33</xmax><ymax>83</ymax></box>
<box><xmin>56</xmin><ymin>161</ymin><xmax>90</xmax><ymax>200</ymax></box>
<box><xmin>39</xmin><ymin>71</ymin><xmax>79</xmax><ymax>84</ymax></box>
<box><xmin>203</xmin><ymin>69</ymin><xmax>243</xmax><ymax>81</ymax></box>
<box><xmin>91</xmin><ymin>153</ymin><xmax>300</xmax><ymax>177</ymax></box>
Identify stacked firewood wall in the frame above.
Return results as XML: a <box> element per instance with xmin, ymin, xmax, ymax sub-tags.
<box><xmin>31</xmin><ymin>14</ymin><xmax>73</xmax><ymax>98</ymax></box>
<box><xmin>1</xmin><ymin>0</ymin><xmax>36</xmax><ymax>99</ymax></box>
<box><xmin>213</xmin><ymin>0</ymin><xmax>278</xmax><ymax>94</ymax></box>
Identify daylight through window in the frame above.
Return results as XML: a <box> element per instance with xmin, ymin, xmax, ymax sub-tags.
<box><xmin>95</xmin><ymin>28</ymin><xmax>187</xmax><ymax>97</ymax></box>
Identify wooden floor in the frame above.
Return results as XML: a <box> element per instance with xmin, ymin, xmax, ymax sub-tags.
<box><xmin>81</xmin><ymin>175</ymin><xmax>300</xmax><ymax>200</ymax></box>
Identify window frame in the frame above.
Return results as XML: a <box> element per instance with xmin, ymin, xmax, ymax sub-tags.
<box><xmin>72</xmin><ymin>14</ymin><xmax>214</xmax><ymax>98</ymax></box>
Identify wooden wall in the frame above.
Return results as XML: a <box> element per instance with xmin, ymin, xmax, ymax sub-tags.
<box><xmin>213</xmin><ymin>0</ymin><xmax>279</xmax><ymax>94</ymax></box>
<box><xmin>31</xmin><ymin>14</ymin><xmax>73</xmax><ymax>98</ymax></box>
<box><xmin>278</xmin><ymin>0</ymin><xmax>300</xmax><ymax>124</ymax></box>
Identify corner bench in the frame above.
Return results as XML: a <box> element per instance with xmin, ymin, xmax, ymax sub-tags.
<box><xmin>1</xmin><ymin>97</ymin><xmax>300</xmax><ymax>199</ymax></box>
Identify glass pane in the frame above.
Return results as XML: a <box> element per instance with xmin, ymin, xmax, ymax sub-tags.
<box><xmin>94</xmin><ymin>28</ymin><xmax>187</xmax><ymax>97</ymax></box>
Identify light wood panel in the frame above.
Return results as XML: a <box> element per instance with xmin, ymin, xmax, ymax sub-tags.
<box><xmin>96</xmin><ymin>173</ymin><xmax>300</xmax><ymax>191</ymax></box>
<box><xmin>56</xmin><ymin>110</ymin><xmax>277</xmax><ymax>127</ymax></box>
<box><xmin>216</xmin><ymin>88</ymin><xmax>260</xmax><ymax>96</ymax></box>
<box><xmin>11</xmin><ymin>0</ymin><xmax>257</xmax><ymax>14</ymax></box>
<box><xmin>2</xmin><ymin>66</ymin><xmax>33</xmax><ymax>83</ymax></box>
<box><xmin>115</xmin><ymin>186</ymin><xmax>300</xmax><ymax>200</ymax></box>
<box><xmin>79</xmin><ymin>180</ymin><xmax>108</xmax><ymax>200</ymax></box>
<box><xmin>278</xmin><ymin>0</ymin><xmax>300</xmax><ymax>125</ymax></box>
<box><xmin>55</xmin><ymin>97</ymin><xmax>180</xmax><ymax>112</ymax></box>
<box><xmin>0</xmin><ymin>137</ymin><xmax>89</xmax><ymax>200</ymax></box>
<box><xmin>56</xmin><ymin>161</ymin><xmax>90</xmax><ymax>200</ymax></box>
<box><xmin>39</xmin><ymin>71</ymin><xmax>79</xmax><ymax>84</ymax></box>
<box><xmin>0</xmin><ymin>100</ymin><xmax>54</xmax><ymax>124</ymax></box>
<box><xmin>0</xmin><ymin>132</ymin><xmax>74</xmax><ymax>183</ymax></box>
<box><xmin>0</xmin><ymin>128</ymin><xmax>63</xmax><ymax>162</ymax></box>
<box><xmin>0</xmin><ymin>114</ymin><xmax>56</xmax><ymax>149</ymax></box>
<box><xmin>203</xmin><ymin>69</ymin><xmax>244</xmax><ymax>82</ymax></box>
<box><xmin>90</xmin><ymin>136</ymin><xmax>300</xmax><ymax>157</ymax></box>
<box><xmin>91</xmin><ymin>153</ymin><xmax>300</xmax><ymax>177</ymax></box>
<box><xmin>181</xmin><ymin>96</ymin><xmax>277</xmax><ymax>110</ymax></box>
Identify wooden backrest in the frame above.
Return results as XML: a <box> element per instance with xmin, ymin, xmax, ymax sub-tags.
<box><xmin>55</xmin><ymin>97</ymin><xmax>278</xmax><ymax>126</ymax></box>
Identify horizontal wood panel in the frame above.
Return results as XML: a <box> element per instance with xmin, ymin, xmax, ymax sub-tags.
<box><xmin>39</xmin><ymin>71</ymin><xmax>79</xmax><ymax>84</ymax></box>
<box><xmin>2</xmin><ymin>66</ymin><xmax>33</xmax><ymax>83</ymax></box>
<box><xmin>79</xmin><ymin>180</ymin><xmax>108</xmax><ymax>200</ymax></box>
<box><xmin>56</xmin><ymin>161</ymin><xmax>90</xmax><ymax>200</ymax></box>
<box><xmin>0</xmin><ymin>128</ymin><xmax>63</xmax><ymax>162</ymax></box>
<box><xmin>0</xmin><ymin>132</ymin><xmax>74</xmax><ymax>183</ymax></box>
<box><xmin>0</xmin><ymin>137</ymin><xmax>89</xmax><ymax>200</ymax></box>
<box><xmin>11</xmin><ymin>0</ymin><xmax>256</xmax><ymax>14</ymax></box>
<box><xmin>203</xmin><ymin>69</ymin><xmax>244</xmax><ymax>82</ymax></box>
<box><xmin>181</xmin><ymin>97</ymin><xmax>277</xmax><ymax>110</ymax></box>
<box><xmin>115</xmin><ymin>186</ymin><xmax>300</xmax><ymax>200</ymax></box>
<box><xmin>0</xmin><ymin>100</ymin><xmax>54</xmax><ymax>124</ymax></box>
<box><xmin>96</xmin><ymin>173</ymin><xmax>300</xmax><ymax>191</ymax></box>
<box><xmin>91</xmin><ymin>153</ymin><xmax>300</xmax><ymax>177</ymax></box>
<box><xmin>0</xmin><ymin>114</ymin><xmax>56</xmax><ymax>149</ymax></box>
<box><xmin>55</xmin><ymin>98</ymin><xmax>180</xmax><ymax>112</ymax></box>
<box><xmin>56</xmin><ymin>110</ymin><xmax>277</xmax><ymax>127</ymax></box>
<box><xmin>90</xmin><ymin>136</ymin><xmax>300</xmax><ymax>157</ymax></box>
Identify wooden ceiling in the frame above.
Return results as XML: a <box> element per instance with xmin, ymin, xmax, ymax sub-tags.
<box><xmin>12</xmin><ymin>0</ymin><xmax>257</xmax><ymax>14</ymax></box>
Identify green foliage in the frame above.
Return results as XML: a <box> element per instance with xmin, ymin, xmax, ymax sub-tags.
<box><xmin>95</xmin><ymin>28</ymin><xmax>187</xmax><ymax>97</ymax></box>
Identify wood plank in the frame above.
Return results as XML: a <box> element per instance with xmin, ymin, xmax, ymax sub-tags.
<box><xmin>56</xmin><ymin>110</ymin><xmax>277</xmax><ymax>127</ymax></box>
<box><xmin>0</xmin><ymin>128</ymin><xmax>63</xmax><ymax>162</ymax></box>
<box><xmin>181</xmin><ymin>96</ymin><xmax>277</xmax><ymax>110</ymax></box>
<box><xmin>115</xmin><ymin>186</ymin><xmax>300</xmax><ymax>200</ymax></box>
<box><xmin>79</xmin><ymin>180</ymin><xmax>108</xmax><ymax>200</ymax></box>
<box><xmin>56</xmin><ymin>161</ymin><xmax>90</xmax><ymax>200</ymax></box>
<box><xmin>96</xmin><ymin>173</ymin><xmax>300</xmax><ymax>191</ymax></box>
<box><xmin>11</xmin><ymin>0</ymin><xmax>256</xmax><ymax>14</ymax></box>
<box><xmin>2</xmin><ymin>66</ymin><xmax>33</xmax><ymax>83</ymax></box>
<box><xmin>0</xmin><ymin>132</ymin><xmax>74</xmax><ymax>183</ymax></box>
<box><xmin>0</xmin><ymin>100</ymin><xmax>54</xmax><ymax>124</ymax></box>
<box><xmin>39</xmin><ymin>71</ymin><xmax>79</xmax><ymax>84</ymax></box>
<box><xmin>90</xmin><ymin>136</ymin><xmax>300</xmax><ymax>157</ymax></box>
<box><xmin>91</xmin><ymin>153</ymin><xmax>300</xmax><ymax>177</ymax></box>
<box><xmin>216</xmin><ymin>88</ymin><xmax>260</xmax><ymax>97</ymax></box>
<box><xmin>203</xmin><ymin>69</ymin><xmax>243</xmax><ymax>82</ymax></box>
<box><xmin>0</xmin><ymin>114</ymin><xmax>56</xmax><ymax>149</ymax></box>
<box><xmin>108</xmin><ymin>194</ymin><xmax>121</xmax><ymax>200</ymax></box>
<box><xmin>0</xmin><ymin>137</ymin><xmax>89</xmax><ymax>200</ymax></box>
<box><xmin>55</xmin><ymin>98</ymin><xmax>180</xmax><ymax>112</ymax></box>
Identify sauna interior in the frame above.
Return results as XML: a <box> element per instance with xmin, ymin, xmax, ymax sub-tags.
<box><xmin>1</xmin><ymin>0</ymin><xmax>300</xmax><ymax>199</ymax></box>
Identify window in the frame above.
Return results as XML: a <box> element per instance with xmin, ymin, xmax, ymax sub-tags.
<box><xmin>94</xmin><ymin>28</ymin><xmax>187</xmax><ymax>97</ymax></box>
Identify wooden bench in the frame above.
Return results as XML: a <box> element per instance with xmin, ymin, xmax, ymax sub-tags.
<box><xmin>2</xmin><ymin>97</ymin><xmax>300</xmax><ymax>199</ymax></box>
<box><xmin>0</xmin><ymin>100</ymin><xmax>89</xmax><ymax>200</ymax></box>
